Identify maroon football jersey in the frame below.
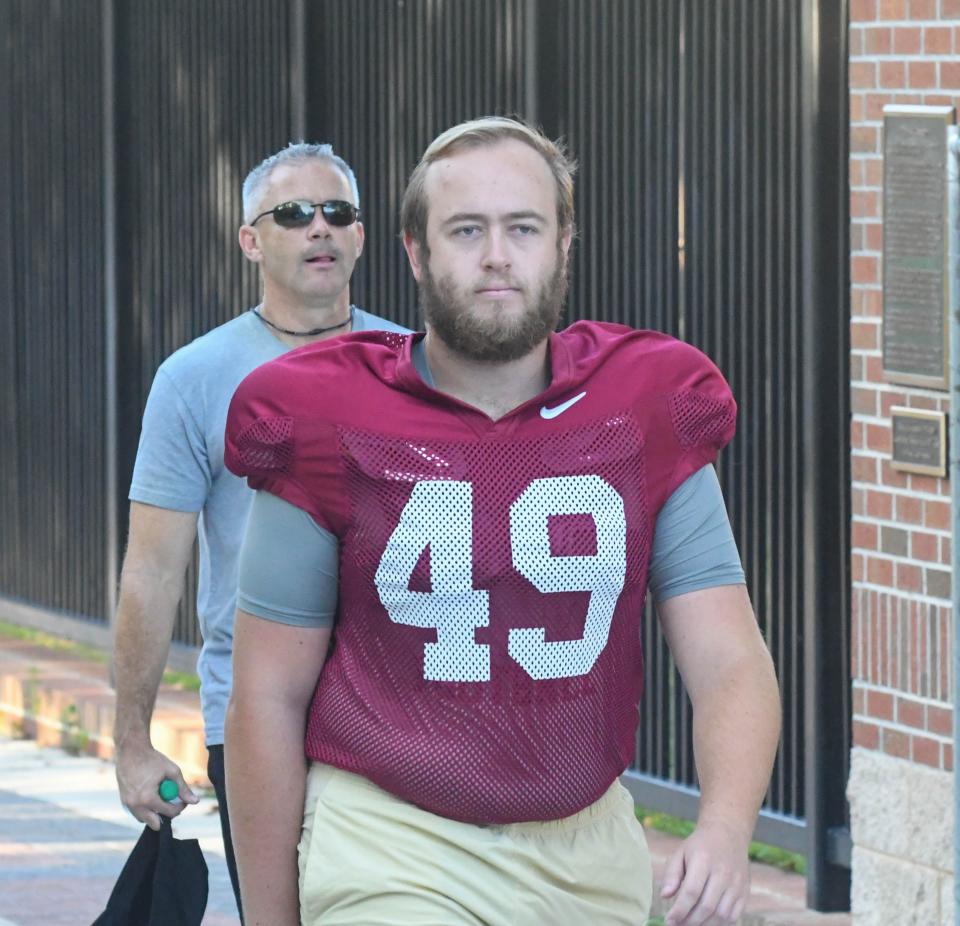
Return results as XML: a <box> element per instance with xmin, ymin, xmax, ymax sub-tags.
<box><xmin>225</xmin><ymin>321</ymin><xmax>736</xmax><ymax>824</ymax></box>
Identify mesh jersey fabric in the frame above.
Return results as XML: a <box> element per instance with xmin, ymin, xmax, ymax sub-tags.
<box><xmin>225</xmin><ymin>321</ymin><xmax>737</xmax><ymax>824</ymax></box>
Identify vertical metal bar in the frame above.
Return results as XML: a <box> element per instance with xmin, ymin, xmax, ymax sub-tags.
<box><xmin>801</xmin><ymin>0</ymin><xmax>852</xmax><ymax>910</ymax></box>
<box><xmin>103</xmin><ymin>0</ymin><xmax>118</xmax><ymax>627</ymax></box>
<box><xmin>290</xmin><ymin>0</ymin><xmax>307</xmax><ymax>139</ymax></box>
<box><xmin>948</xmin><ymin>122</ymin><xmax>960</xmax><ymax>926</ymax></box>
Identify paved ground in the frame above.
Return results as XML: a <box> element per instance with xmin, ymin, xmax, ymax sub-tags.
<box><xmin>0</xmin><ymin>736</ymin><xmax>240</xmax><ymax>925</ymax></box>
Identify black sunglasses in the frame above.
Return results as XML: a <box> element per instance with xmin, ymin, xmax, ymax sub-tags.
<box><xmin>250</xmin><ymin>199</ymin><xmax>361</xmax><ymax>229</ymax></box>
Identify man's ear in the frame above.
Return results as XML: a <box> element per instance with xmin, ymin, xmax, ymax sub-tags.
<box><xmin>402</xmin><ymin>232</ymin><xmax>425</xmax><ymax>283</ymax></box>
<box><xmin>560</xmin><ymin>224</ymin><xmax>573</xmax><ymax>261</ymax></box>
<box><xmin>353</xmin><ymin>221</ymin><xmax>366</xmax><ymax>259</ymax></box>
<box><xmin>238</xmin><ymin>225</ymin><xmax>263</xmax><ymax>264</ymax></box>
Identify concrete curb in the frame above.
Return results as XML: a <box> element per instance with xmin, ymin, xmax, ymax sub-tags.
<box><xmin>0</xmin><ymin>637</ymin><xmax>209</xmax><ymax>785</ymax></box>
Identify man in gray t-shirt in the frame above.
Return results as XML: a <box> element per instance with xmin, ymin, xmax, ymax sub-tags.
<box><xmin>111</xmin><ymin>142</ymin><xmax>409</xmax><ymax>917</ymax></box>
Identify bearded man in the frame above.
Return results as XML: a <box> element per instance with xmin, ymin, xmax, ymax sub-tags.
<box><xmin>223</xmin><ymin>116</ymin><xmax>781</xmax><ymax>926</ymax></box>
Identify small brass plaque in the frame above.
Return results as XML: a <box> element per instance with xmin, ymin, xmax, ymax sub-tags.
<box><xmin>882</xmin><ymin>105</ymin><xmax>954</xmax><ymax>390</ymax></box>
<box><xmin>890</xmin><ymin>407</ymin><xmax>947</xmax><ymax>477</ymax></box>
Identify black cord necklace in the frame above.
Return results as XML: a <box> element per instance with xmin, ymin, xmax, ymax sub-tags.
<box><xmin>253</xmin><ymin>306</ymin><xmax>353</xmax><ymax>337</ymax></box>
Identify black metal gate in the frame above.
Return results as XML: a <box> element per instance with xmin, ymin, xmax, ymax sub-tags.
<box><xmin>0</xmin><ymin>0</ymin><xmax>850</xmax><ymax>908</ymax></box>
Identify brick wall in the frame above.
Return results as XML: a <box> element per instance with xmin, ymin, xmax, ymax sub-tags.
<box><xmin>849</xmin><ymin>0</ymin><xmax>956</xmax><ymax>775</ymax></box>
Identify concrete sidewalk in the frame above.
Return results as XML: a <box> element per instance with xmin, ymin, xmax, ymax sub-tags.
<box><xmin>0</xmin><ymin>633</ymin><xmax>851</xmax><ymax>925</ymax></box>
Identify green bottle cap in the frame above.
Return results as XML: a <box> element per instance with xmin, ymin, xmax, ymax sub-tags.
<box><xmin>159</xmin><ymin>779</ymin><xmax>179</xmax><ymax>802</ymax></box>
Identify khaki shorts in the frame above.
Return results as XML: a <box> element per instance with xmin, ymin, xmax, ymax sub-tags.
<box><xmin>297</xmin><ymin>763</ymin><xmax>652</xmax><ymax>925</ymax></box>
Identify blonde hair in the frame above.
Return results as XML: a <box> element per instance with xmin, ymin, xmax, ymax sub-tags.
<box><xmin>400</xmin><ymin>116</ymin><xmax>576</xmax><ymax>247</ymax></box>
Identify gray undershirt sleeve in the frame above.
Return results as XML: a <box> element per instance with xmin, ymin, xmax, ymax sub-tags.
<box><xmin>237</xmin><ymin>452</ymin><xmax>743</xmax><ymax>626</ymax></box>
<box><xmin>237</xmin><ymin>490</ymin><xmax>339</xmax><ymax>627</ymax></box>
<box><xmin>647</xmin><ymin>464</ymin><xmax>746</xmax><ymax>603</ymax></box>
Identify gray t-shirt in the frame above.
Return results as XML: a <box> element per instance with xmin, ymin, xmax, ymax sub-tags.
<box><xmin>128</xmin><ymin>307</ymin><xmax>410</xmax><ymax>744</ymax></box>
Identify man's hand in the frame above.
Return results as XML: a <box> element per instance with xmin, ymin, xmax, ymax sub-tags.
<box><xmin>115</xmin><ymin>741</ymin><xmax>199</xmax><ymax>830</ymax></box>
<box><xmin>660</xmin><ymin>820</ymin><xmax>751</xmax><ymax>925</ymax></box>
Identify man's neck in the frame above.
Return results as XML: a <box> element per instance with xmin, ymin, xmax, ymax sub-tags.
<box><xmin>257</xmin><ymin>290</ymin><xmax>353</xmax><ymax>347</ymax></box>
<box><xmin>423</xmin><ymin>332</ymin><xmax>552</xmax><ymax>420</ymax></box>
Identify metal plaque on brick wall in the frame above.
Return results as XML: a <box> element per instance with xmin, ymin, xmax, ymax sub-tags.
<box><xmin>890</xmin><ymin>407</ymin><xmax>947</xmax><ymax>477</ymax></box>
<box><xmin>882</xmin><ymin>105</ymin><xmax>955</xmax><ymax>389</ymax></box>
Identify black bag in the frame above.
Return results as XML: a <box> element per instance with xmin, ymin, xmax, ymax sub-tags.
<box><xmin>92</xmin><ymin>817</ymin><xmax>208</xmax><ymax>926</ymax></box>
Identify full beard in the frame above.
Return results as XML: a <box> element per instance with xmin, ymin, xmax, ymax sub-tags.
<box><xmin>418</xmin><ymin>251</ymin><xmax>569</xmax><ymax>363</ymax></box>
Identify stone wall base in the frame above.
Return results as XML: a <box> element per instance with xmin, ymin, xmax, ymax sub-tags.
<box><xmin>847</xmin><ymin>748</ymin><xmax>954</xmax><ymax>925</ymax></box>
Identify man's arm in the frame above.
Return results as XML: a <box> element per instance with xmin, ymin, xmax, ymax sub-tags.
<box><xmin>656</xmin><ymin>584</ymin><xmax>781</xmax><ymax>926</ymax></box>
<box><xmin>226</xmin><ymin>609</ymin><xmax>331</xmax><ymax>926</ymax></box>
<box><xmin>112</xmin><ymin>501</ymin><xmax>201</xmax><ymax>828</ymax></box>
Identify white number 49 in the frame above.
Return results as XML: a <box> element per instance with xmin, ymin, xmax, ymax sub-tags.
<box><xmin>374</xmin><ymin>476</ymin><xmax>627</xmax><ymax>683</ymax></box>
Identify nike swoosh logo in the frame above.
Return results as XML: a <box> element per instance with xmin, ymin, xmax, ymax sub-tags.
<box><xmin>540</xmin><ymin>391</ymin><xmax>587</xmax><ymax>419</ymax></box>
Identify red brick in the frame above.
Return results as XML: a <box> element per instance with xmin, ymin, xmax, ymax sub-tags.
<box><xmin>880</xmin><ymin>391</ymin><xmax>908</xmax><ymax>416</ymax></box>
<box><xmin>908</xmin><ymin>61</ymin><xmax>937</xmax><ymax>88</ymax></box>
<box><xmin>910</xmin><ymin>474</ymin><xmax>942</xmax><ymax>496</ymax></box>
<box><xmin>883</xmin><ymin>728</ymin><xmax>910</xmax><ymax>759</ymax></box>
<box><xmin>851</xmin><ymin>320</ymin><xmax>879</xmax><ymax>349</ymax></box>
<box><xmin>956</xmin><ymin>24</ymin><xmax>960</xmax><ymax>50</ymax></box>
<box><xmin>852</xmin><ymin>521</ymin><xmax>879</xmax><ymax>549</ymax></box>
<box><xmin>850</xmin><ymin>93</ymin><xmax>866</xmax><ymax>124</ymax></box>
<box><xmin>852</xmin><ymin>551</ymin><xmax>866</xmax><ymax>581</ymax></box>
<box><xmin>850</xmin><ymin>61</ymin><xmax>878</xmax><ymax>89</ymax></box>
<box><xmin>867</xmin><ymin>689</ymin><xmax>894</xmax><ymax>720</ymax></box>
<box><xmin>896</xmin><ymin>696</ymin><xmax>924</xmax><ymax>728</ymax></box>
<box><xmin>864</xmin><ymin>158</ymin><xmax>884</xmax><ymax>185</ymax></box>
<box><xmin>853</xmin><ymin>720</ymin><xmax>880</xmax><ymax>749</ymax></box>
<box><xmin>866</xmin><ymin>423</ymin><xmax>892</xmax><ymax>453</ymax></box>
<box><xmin>912</xmin><ymin>735</ymin><xmax>941</xmax><ymax>769</ymax></box>
<box><xmin>852</xmin><ymin>386</ymin><xmax>878</xmax><ymax>416</ymax></box>
<box><xmin>892</xmin><ymin>92</ymin><xmax>923</xmax><ymax>104</ymax></box>
<box><xmin>945</xmin><ymin>742</ymin><xmax>953</xmax><ymax>771</ymax></box>
<box><xmin>852</xmin><ymin>687</ymin><xmax>867</xmax><ymax>714</ymax></box>
<box><xmin>879</xmin><ymin>0</ymin><xmax>908</xmax><ymax>17</ymax></box>
<box><xmin>864</xmin><ymin>223</ymin><xmax>883</xmax><ymax>251</ymax></box>
<box><xmin>851</xmin><ymin>353</ymin><xmax>865</xmax><ymax>380</ymax></box>
<box><xmin>893</xmin><ymin>25</ymin><xmax>922</xmax><ymax>53</ymax></box>
<box><xmin>851</xmin><ymin>0</ymin><xmax>879</xmax><ymax>19</ymax></box>
<box><xmin>924</xmin><ymin>26</ymin><xmax>952</xmax><ymax>54</ymax></box>
<box><xmin>851</xmin><ymin>420</ymin><xmax>865</xmax><ymax>449</ymax></box>
<box><xmin>911</xmin><ymin>531</ymin><xmax>939</xmax><ymax>562</ymax></box>
<box><xmin>942</xmin><ymin>62</ymin><xmax>960</xmax><ymax>89</ymax></box>
<box><xmin>928</xmin><ymin>705</ymin><xmax>953</xmax><ymax>737</ymax></box>
<box><xmin>849</xmin><ymin>158</ymin><xmax>865</xmax><ymax>185</ymax></box>
<box><xmin>879</xmin><ymin>61</ymin><xmax>906</xmax><ymax>88</ymax></box>
<box><xmin>867</xmin><ymin>556</ymin><xmax>894</xmax><ymax>585</ymax></box>
<box><xmin>862</xmin><ymin>289</ymin><xmax>883</xmax><ymax>316</ymax></box>
<box><xmin>924</xmin><ymin>93</ymin><xmax>957</xmax><ymax>107</ymax></box>
<box><xmin>880</xmin><ymin>459</ymin><xmax>909</xmax><ymax>488</ymax></box>
<box><xmin>866</xmin><ymin>490</ymin><xmax>893</xmax><ymax>519</ymax></box>
<box><xmin>865</xmin><ymin>355</ymin><xmax>885</xmax><ymax>381</ymax></box>
<box><xmin>852</xmin><ymin>125</ymin><xmax>880</xmax><ymax>153</ymax></box>
<box><xmin>897</xmin><ymin>562</ymin><xmax>923</xmax><ymax>592</ymax></box>
<box><xmin>942</xmin><ymin>536</ymin><xmax>951</xmax><ymax>565</ymax></box>
<box><xmin>908</xmin><ymin>395</ymin><xmax>936</xmax><ymax>410</ymax></box>
<box><xmin>853</xmin><ymin>454</ymin><xmax>878</xmax><ymax>483</ymax></box>
<box><xmin>864</xmin><ymin>26</ymin><xmax>893</xmax><ymax>53</ymax></box>
<box><xmin>850</xmin><ymin>189</ymin><xmax>880</xmax><ymax>219</ymax></box>
<box><xmin>947</xmin><ymin>0</ymin><xmax>960</xmax><ymax>15</ymax></box>
<box><xmin>908</xmin><ymin>0</ymin><xmax>937</xmax><ymax>18</ymax></box>
<box><xmin>853</xmin><ymin>487</ymin><xmax>867</xmax><ymax>515</ymax></box>
<box><xmin>897</xmin><ymin>494</ymin><xmax>923</xmax><ymax>524</ymax></box>
<box><xmin>850</xmin><ymin>28</ymin><xmax>866</xmax><ymax>55</ymax></box>
<box><xmin>851</xmin><ymin>255</ymin><xmax>879</xmax><ymax>284</ymax></box>
<box><xmin>925</xmin><ymin>499</ymin><xmax>950</xmax><ymax>531</ymax></box>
